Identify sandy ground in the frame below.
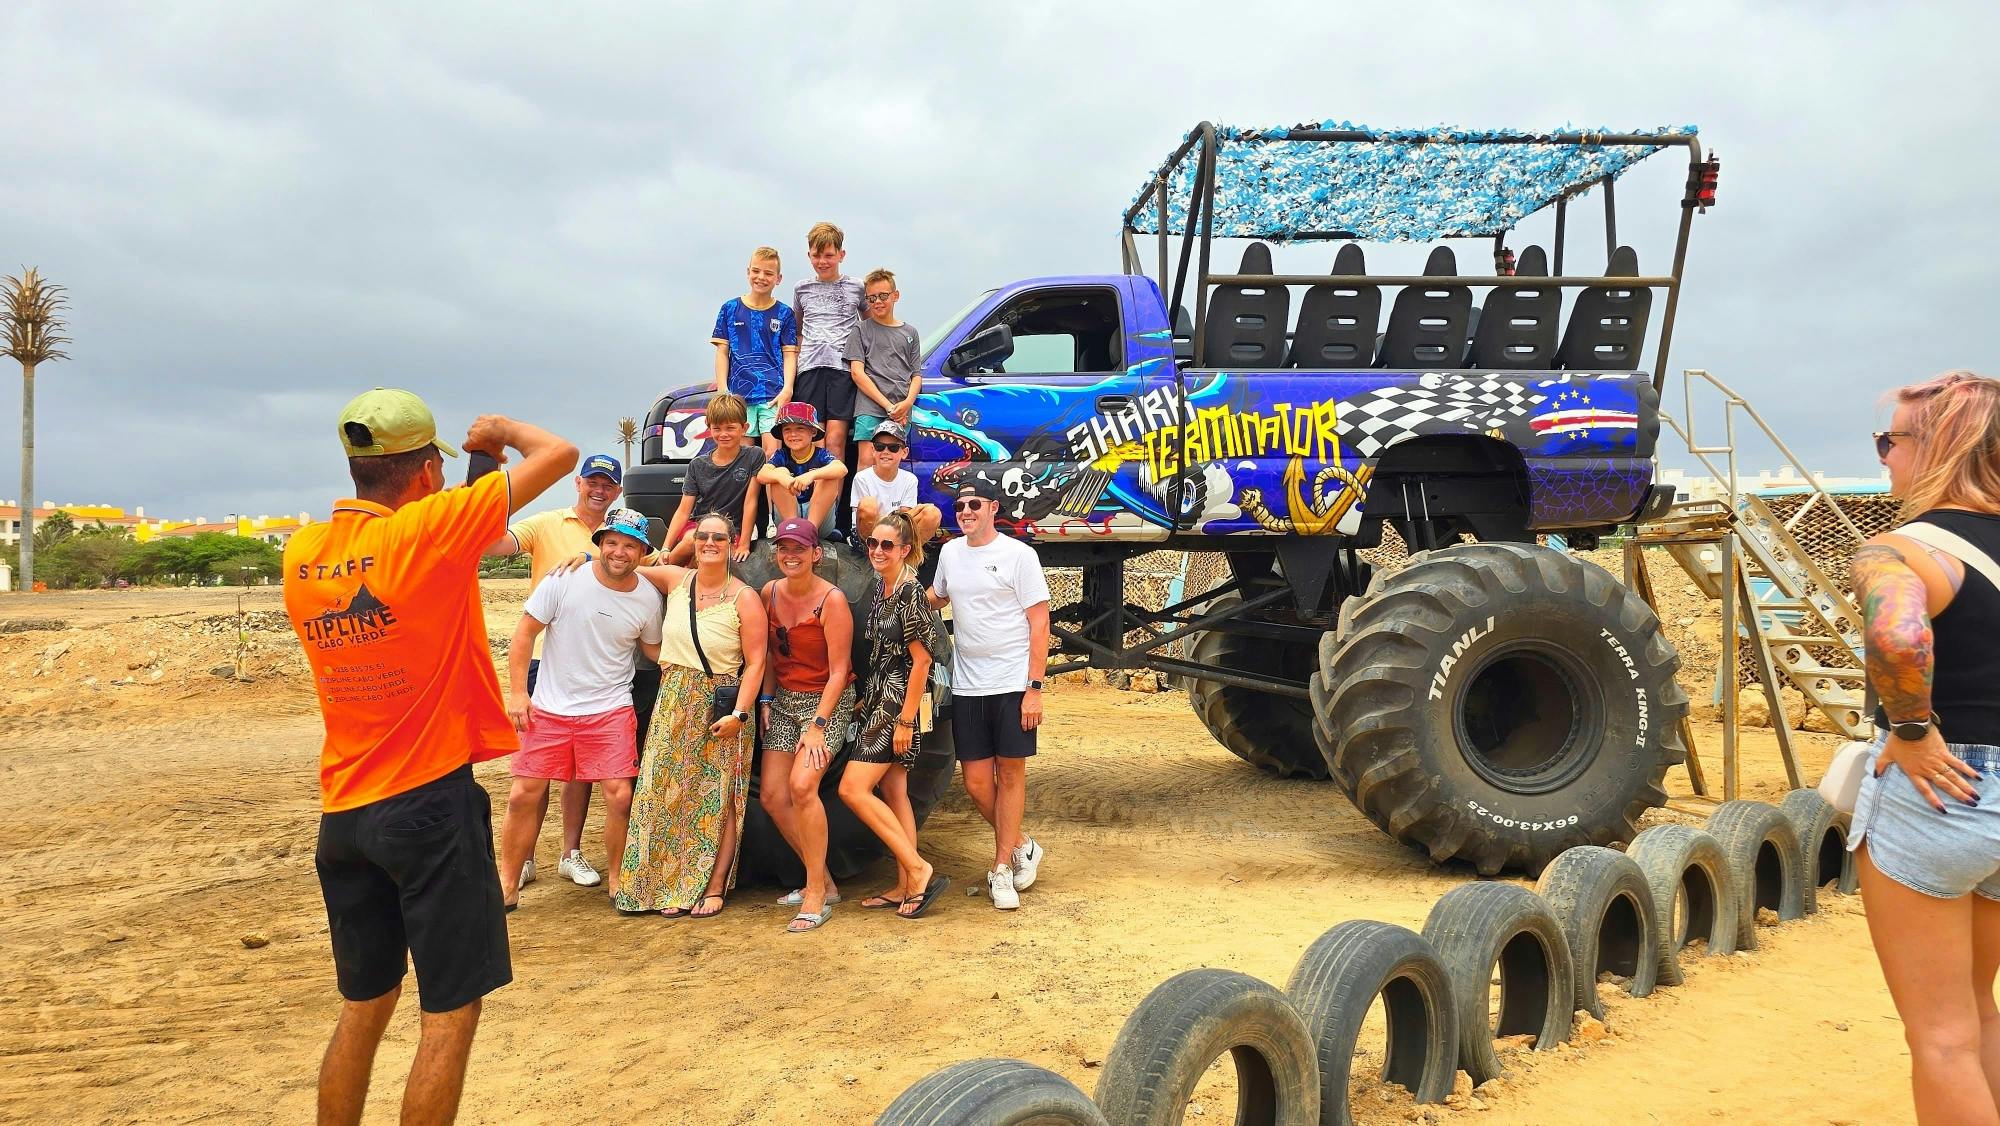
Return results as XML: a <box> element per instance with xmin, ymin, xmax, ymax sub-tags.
<box><xmin>0</xmin><ymin>581</ymin><xmax>1921</xmax><ymax>1124</ymax></box>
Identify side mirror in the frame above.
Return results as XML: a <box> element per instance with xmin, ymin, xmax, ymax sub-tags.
<box><xmin>948</xmin><ymin>324</ymin><xmax>1014</xmax><ymax>373</ymax></box>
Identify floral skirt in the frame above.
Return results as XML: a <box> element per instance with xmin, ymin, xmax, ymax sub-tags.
<box><xmin>614</xmin><ymin>664</ymin><xmax>752</xmax><ymax>912</ymax></box>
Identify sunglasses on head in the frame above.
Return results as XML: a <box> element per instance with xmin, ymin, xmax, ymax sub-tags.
<box><xmin>954</xmin><ymin>498</ymin><xmax>987</xmax><ymax>513</ymax></box>
<box><xmin>1874</xmin><ymin>430</ymin><xmax>1913</xmax><ymax>458</ymax></box>
<box><xmin>691</xmin><ymin>530</ymin><xmax>730</xmax><ymax>543</ymax></box>
<box><xmin>863</xmin><ymin>536</ymin><xmax>905</xmax><ymax>553</ymax></box>
<box><xmin>871</xmin><ymin>441</ymin><xmax>904</xmax><ymax>452</ymax></box>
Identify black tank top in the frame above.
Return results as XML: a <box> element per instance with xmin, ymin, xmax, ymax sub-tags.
<box><xmin>1873</xmin><ymin>509</ymin><xmax>2000</xmax><ymax>746</ymax></box>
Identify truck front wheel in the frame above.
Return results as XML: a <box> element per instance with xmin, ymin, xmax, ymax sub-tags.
<box><xmin>1186</xmin><ymin>604</ymin><xmax>1329</xmax><ymax>780</ymax></box>
<box><xmin>1312</xmin><ymin>543</ymin><xmax>1688</xmax><ymax>874</ymax></box>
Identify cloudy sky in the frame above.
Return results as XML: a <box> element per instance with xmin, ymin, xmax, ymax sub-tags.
<box><xmin>3</xmin><ymin>2</ymin><xmax>1995</xmax><ymax>522</ymax></box>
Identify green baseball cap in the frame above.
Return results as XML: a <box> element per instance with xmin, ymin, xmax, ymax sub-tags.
<box><xmin>337</xmin><ymin>388</ymin><xmax>461</xmax><ymax>458</ymax></box>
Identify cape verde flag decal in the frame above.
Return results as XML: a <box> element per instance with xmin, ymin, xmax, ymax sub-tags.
<box><xmin>1530</xmin><ymin>384</ymin><xmax>1638</xmax><ymax>438</ymax></box>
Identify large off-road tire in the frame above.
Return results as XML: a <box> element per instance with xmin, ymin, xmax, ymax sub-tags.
<box><xmin>1313</xmin><ymin>543</ymin><xmax>1688</xmax><ymax>874</ymax></box>
<box><xmin>1286</xmin><ymin>921</ymin><xmax>1458</xmax><ymax>1126</ymax></box>
<box><xmin>1421</xmin><ymin>882</ymin><xmax>1574</xmax><ymax>1086</ymax></box>
<box><xmin>1187</xmin><ymin>601</ymin><xmax>1328</xmax><ymax>780</ymax></box>
<box><xmin>877</xmin><ymin>1059</ymin><xmax>1108</xmax><ymax>1126</ymax></box>
<box><xmin>1095</xmin><ymin>969</ymin><xmax>1319</xmax><ymax>1126</ymax></box>
<box><xmin>734</xmin><ymin>539</ymin><xmax>957</xmax><ymax>886</ymax></box>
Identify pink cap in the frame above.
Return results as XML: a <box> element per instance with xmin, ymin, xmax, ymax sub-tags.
<box><xmin>773</xmin><ymin>517</ymin><xmax>818</xmax><ymax>547</ymax></box>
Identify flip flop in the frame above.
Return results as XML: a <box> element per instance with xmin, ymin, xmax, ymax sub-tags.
<box><xmin>691</xmin><ymin>894</ymin><xmax>727</xmax><ymax>919</ymax></box>
<box><xmin>897</xmin><ymin>873</ymin><xmax>950</xmax><ymax>920</ymax></box>
<box><xmin>786</xmin><ymin>904</ymin><xmax>834</xmax><ymax>933</ymax></box>
<box><xmin>659</xmin><ymin>905</ymin><xmax>691</xmax><ymax>919</ymax></box>
<box><xmin>504</xmin><ymin>900</ymin><xmax>519</xmax><ymax>915</ymax></box>
<box><xmin>776</xmin><ymin>888</ymin><xmax>842</xmax><ymax>907</ymax></box>
<box><xmin>859</xmin><ymin>892</ymin><xmax>906</xmax><ymax>910</ymax></box>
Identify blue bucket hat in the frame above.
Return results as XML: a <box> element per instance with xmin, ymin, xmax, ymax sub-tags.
<box><xmin>579</xmin><ymin>453</ymin><xmax>623</xmax><ymax>484</ymax></box>
<box><xmin>592</xmin><ymin>507</ymin><xmax>650</xmax><ymax>547</ymax></box>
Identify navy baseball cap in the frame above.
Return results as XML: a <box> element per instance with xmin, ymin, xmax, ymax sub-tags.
<box><xmin>580</xmin><ymin>453</ymin><xmax>623</xmax><ymax>484</ymax></box>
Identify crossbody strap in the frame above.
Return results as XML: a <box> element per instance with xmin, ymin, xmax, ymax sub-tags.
<box><xmin>684</xmin><ymin>573</ymin><xmax>714</xmax><ymax>677</ymax></box>
<box><xmin>1896</xmin><ymin>521</ymin><xmax>2000</xmax><ymax>594</ymax></box>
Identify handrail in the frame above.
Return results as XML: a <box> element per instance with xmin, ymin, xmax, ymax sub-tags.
<box><xmin>1205</xmin><ymin>273</ymin><xmax>1674</xmax><ymax>288</ymax></box>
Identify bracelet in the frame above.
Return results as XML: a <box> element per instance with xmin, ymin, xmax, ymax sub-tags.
<box><xmin>757</xmin><ymin>694</ymin><xmax>775</xmax><ymax>705</ymax></box>
<box><xmin>895</xmin><ymin>717</ymin><xmax>916</xmax><ymax>729</ymax></box>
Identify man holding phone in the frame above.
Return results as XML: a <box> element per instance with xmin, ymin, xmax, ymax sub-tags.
<box><xmin>285</xmin><ymin>388</ymin><xmax>575</xmax><ymax>1125</ymax></box>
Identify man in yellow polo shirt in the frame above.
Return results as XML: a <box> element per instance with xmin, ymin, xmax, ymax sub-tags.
<box><xmin>482</xmin><ymin>454</ymin><xmax>660</xmax><ymax>890</ymax></box>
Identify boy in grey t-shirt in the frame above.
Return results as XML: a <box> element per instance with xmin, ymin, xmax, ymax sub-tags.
<box><xmin>852</xmin><ymin>267</ymin><xmax>923</xmax><ymax>471</ymax></box>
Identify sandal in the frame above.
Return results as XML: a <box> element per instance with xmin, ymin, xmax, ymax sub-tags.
<box><xmin>776</xmin><ymin>888</ymin><xmax>842</xmax><ymax>907</ymax></box>
<box><xmin>786</xmin><ymin>904</ymin><xmax>834</xmax><ymax>933</ymax></box>
<box><xmin>691</xmin><ymin>894</ymin><xmax>727</xmax><ymax>919</ymax></box>
<box><xmin>659</xmin><ymin>905</ymin><xmax>691</xmax><ymax>919</ymax></box>
<box><xmin>897</xmin><ymin>873</ymin><xmax>950</xmax><ymax>920</ymax></box>
<box><xmin>859</xmin><ymin>892</ymin><xmax>906</xmax><ymax>910</ymax></box>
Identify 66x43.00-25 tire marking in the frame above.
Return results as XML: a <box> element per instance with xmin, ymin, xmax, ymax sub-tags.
<box><xmin>1466</xmin><ymin>802</ymin><xmax>1580</xmax><ymax>833</ymax></box>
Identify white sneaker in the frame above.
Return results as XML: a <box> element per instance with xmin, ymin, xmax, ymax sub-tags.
<box><xmin>987</xmin><ymin>865</ymin><xmax>1019</xmax><ymax>910</ymax></box>
<box><xmin>558</xmin><ymin>850</ymin><xmax>602</xmax><ymax>887</ymax></box>
<box><xmin>1010</xmin><ymin>838</ymin><xmax>1045</xmax><ymax>891</ymax></box>
<box><xmin>518</xmin><ymin>858</ymin><xmax>536</xmax><ymax>888</ymax></box>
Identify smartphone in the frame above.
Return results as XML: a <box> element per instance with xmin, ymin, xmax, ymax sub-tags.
<box><xmin>465</xmin><ymin>450</ymin><xmax>501</xmax><ymax>486</ymax></box>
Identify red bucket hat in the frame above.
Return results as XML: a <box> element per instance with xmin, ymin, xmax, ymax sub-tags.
<box><xmin>772</xmin><ymin>401</ymin><xmax>825</xmax><ymax>439</ymax></box>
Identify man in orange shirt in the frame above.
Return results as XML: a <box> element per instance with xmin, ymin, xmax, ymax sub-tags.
<box><xmin>284</xmin><ymin>388</ymin><xmax>575</xmax><ymax>1126</ymax></box>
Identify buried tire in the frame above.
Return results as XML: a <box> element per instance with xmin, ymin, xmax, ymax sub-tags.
<box><xmin>1314</xmin><ymin>543</ymin><xmax>1688</xmax><ymax>874</ymax></box>
<box><xmin>1779</xmin><ymin>788</ymin><xmax>1857</xmax><ymax>906</ymax></box>
<box><xmin>1421</xmin><ymin>882</ymin><xmax>1575</xmax><ymax>1086</ymax></box>
<box><xmin>1705</xmin><ymin>800</ymin><xmax>1808</xmax><ymax>951</ymax></box>
<box><xmin>1533</xmin><ymin>846</ymin><xmax>1662</xmax><ymax>1018</ymax></box>
<box><xmin>734</xmin><ymin>539</ymin><xmax>957</xmax><ymax>885</ymax></box>
<box><xmin>1285</xmin><ymin>921</ymin><xmax>1458</xmax><ymax>1126</ymax></box>
<box><xmin>1187</xmin><ymin>602</ymin><xmax>1328</xmax><ymax>780</ymax></box>
<box><xmin>876</xmin><ymin>1059</ymin><xmax>1108</xmax><ymax>1126</ymax></box>
<box><xmin>1095</xmin><ymin>969</ymin><xmax>1319</xmax><ymax>1126</ymax></box>
<box><xmin>1625</xmin><ymin>825</ymin><xmax>1739</xmax><ymax>986</ymax></box>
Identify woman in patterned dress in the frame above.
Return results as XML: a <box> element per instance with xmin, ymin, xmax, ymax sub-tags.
<box><xmin>757</xmin><ymin>516</ymin><xmax>857</xmax><ymax>932</ymax></box>
<box><xmin>840</xmin><ymin>510</ymin><xmax>950</xmax><ymax>918</ymax></box>
<box><xmin>613</xmin><ymin>512</ymin><xmax>767</xmax><ymax>918</ymax></box>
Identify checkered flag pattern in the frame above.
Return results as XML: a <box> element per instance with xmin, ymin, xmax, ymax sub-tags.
<box><xmin>1335</xmin><ymin>376</ymin><xmax>1544</xmax><ymax>459</ymax></box>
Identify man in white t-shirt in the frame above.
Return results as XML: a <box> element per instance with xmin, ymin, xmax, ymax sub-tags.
<box><xmin>850</xmin><ymin>420</ymin><xmax>941</xmax><ymax>546</ymax></box>
<box><xmin>498</xmin><ymin>509</ymin><xmax>664</xmax><ymax>907</ymax></box>
<box><xmin>928</xmin><ymin>477</ymin><xmax>1051</xmax><ymax>911</ymax></box>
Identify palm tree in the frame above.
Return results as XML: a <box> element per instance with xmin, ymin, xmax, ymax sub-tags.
<box><xmin>3</xmin><ymin>268</ymin><xmax>70</xmax><ymax>592</ymax></box>
<box><xmin>616</xmin><ymin>416</ymin><xmax>640</xmax><ymax>469</ymax></box>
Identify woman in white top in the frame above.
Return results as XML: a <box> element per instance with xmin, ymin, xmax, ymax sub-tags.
<box><xmin>613</xmin><ymin>512</ymin><xmax>767</xmax><ymax>918</ymax></box>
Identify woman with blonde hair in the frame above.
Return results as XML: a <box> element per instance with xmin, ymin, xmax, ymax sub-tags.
<box><xmin>841</xmin><ymin>509</ymin><xmax>949</xmax><ymax>919</ymax></box>
<box><xmin>1848</xmin><ymin>370</ymin><xmax>2000</xmax><ymax>1123</ymax></box>
<box><xmin>614</xmin><ymin>511</ymin><xmax>767</xmax><ymax>918</ymax></box>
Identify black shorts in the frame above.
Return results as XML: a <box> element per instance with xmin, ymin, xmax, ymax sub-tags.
<box><xmin>953</xmin><ymin>691</ymin><xmax>1038</xmax><ymax>761</ymax></box>
<box><xmin>796</xmin><ymin>365</ymin><xmax>857</xmax><ymax>424</ymax></box>
<box><xmin>315</xmin><ymin>766</ymin><xmax>511</xmax><ymax>1013</ymax></box>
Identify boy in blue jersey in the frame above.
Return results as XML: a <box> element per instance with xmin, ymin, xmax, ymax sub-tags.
<box><xmin>711</xmin><ymin>246</ymin><xmax>800</xmax><ymax>454</ymax></box>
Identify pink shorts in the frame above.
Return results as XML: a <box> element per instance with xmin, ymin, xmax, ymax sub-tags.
<box><xmin>513</xmin><ymin>705</ymin><xmax>638</xmax><ymax>782</ymax></box>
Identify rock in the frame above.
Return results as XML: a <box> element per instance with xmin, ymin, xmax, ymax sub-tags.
<box><xmin>1756</xmin><ymin>907</ymin><xmax>1780</xmax><ymax>925</ymax></box>
<box><xmin>234</xmin><ymin>674</ymin><xmax>257</xmax><ymax>684</ymax></box>
<box><xmin>1574</xmin><ymin>1011</ymin><xmax>1608</xmax><ymax>1043</ymax></box>
<box><xmin>1803</xmin><ymin>708</ymin><xmax>1846</xmax><ymax>734</ymax></box>
<box><xmin>841</xmin><ymin>1074</ymin><xmax>856</xmax><ymax>1085</ymax></box>
<box><xmin>1081</xmin><ymin>1057</ymin><xmax>1101</xmax><ymax>1068</ymax></box>
<box><xmin>80</xmin><ymin>677</ymin><xmax>99</xmax><ymax>691</ymax></box>
<box><xmin>1450</xmin><ymin>1071</ymin><xmax>1474</xmax><ymax>1101</ymax></box>
<box><xmin>1778</xmin><ymin>686</ymin><xmax>1808</xmax><ymax>729</ymax></box>
<box><xmin>1105</xmin><ymin>670</ymin><xmax>1132</xmax><ymax>690</ymax></box>
<box><xmin>126</xmin><ymin>651</ymin><xmax>158</xmax><ymax>670</ymax></box>
<box><xmin>1734</xmin><ymin>687</ymin><xmax>1772</xmax><ymax>728</ymax></box>
<box><xmin>240</xmin><ymin>933</ymin><xmax>270</xmax><ymax>949</ymax></box>
<box><xmin>111</xmin><ymin>677</ymin><xmax>134</xmax><ymax>687</ymax></box>
<box><xmin>42</xmin><ymin>640</ymin><xmax>72</xmax><ymax>662</ymax></box>
<box><xmin>147</xmin><ymin>668</ymin><xmax>165</xmax><ymax>683</ymax></box>
<box><xmin>210</xmin><ymin>665</ymin><xmax>236</xmax><ymax>678</ymax></box>
<box><xmin>1130</xmin><ymin>671</ymin><xmax>1160</xmax><ymax>693</ymax></box>
<box><xmin>1833</xmin><ymin>1021</ymin><xmax>1849</xmax><ymax>1032</ymax></box>
<box><xmin>1189</xmin><ymin>1105</ymin><xmax>1205</xmax><ymax>1117</ymax></box>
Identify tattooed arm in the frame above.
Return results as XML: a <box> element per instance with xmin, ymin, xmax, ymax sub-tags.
<box><xmin>1852</xmin><ymin>542</ymin><xmax>1934</xmax><ymax>725</ymax></box>
<box><xmin>1853</xmin><ymin>538</ymin><xmax>1979</xmax><ymax>807</ymax></box>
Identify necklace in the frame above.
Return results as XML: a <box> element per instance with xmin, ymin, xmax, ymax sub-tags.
<box><xmin>693</xmin><ymin>574</ymin><xmax>729</xmax><ymax>604</ymax></box>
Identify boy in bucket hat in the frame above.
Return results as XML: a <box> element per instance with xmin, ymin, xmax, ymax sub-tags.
<box><xmin>284</xmin><ymin>388</ymin><xmax>576</xmax><ymax>1123</ymax></box>
<box><xmin>499</xmin><ymin>507</ymin><xmax>664</xmax><ymax>909</ymax></box>
<box><xmin>758</xmin><ymin>401</ymin><xmax>847</xmax><ymax>538</ymax></box>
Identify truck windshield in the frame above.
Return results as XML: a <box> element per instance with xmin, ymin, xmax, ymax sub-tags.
<box><xmin>921</xmin><ymin>289</ymin><xmax>995</xmax><ymax>358</ymax></box>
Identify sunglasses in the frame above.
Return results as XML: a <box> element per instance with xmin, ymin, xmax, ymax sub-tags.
<box><xmin>1873</xmin><ymin>430</ymin><xmax>1913</xmax><ymax>458</ymax></box>
<box><xmin>863</xmin><ymin>292</ymin><xmax>896</xmax><ymax>304</ymax></box>
<box><xmin>773</xmin><ymin>624</ymin><xmax>790</xmax><ymax>657</ymax></box>
<box><xmin>871</xmin><ymin>441</ymin><xmax>904</xmax><ymax>453</ymax></box>
<box><xmin>691</xmin><ymin>530</ymin><xmax>730</xmax><ymax>543</ymax></box>
<box><xmin>863</xmin><ymin>536</ymin><xmax>905</xmax><ymax>553</ymax></box>
<box><xmin>954</xmin><ymin>498</ymin><xmax>987</xmax><ymax>513</ymax></box>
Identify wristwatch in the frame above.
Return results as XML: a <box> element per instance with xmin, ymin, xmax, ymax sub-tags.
<box><xmin>1027</xmin><ymin>679</ymin><xmax>1045</xmax><ymax>691</ymax></box>
<box><xmin>730</xmin><ymin>709</ymin><xmax>749</xmax><ymax>724</ymax></box>
<box><xmin>1890</xmin><ymin>714</ymin><xmax>1938</xmax><ymax>742</ymax></box>
<box><xmin>812</xmin><ymin>715</ymin><xmax>829</xmax><ymax>730</ymax></box>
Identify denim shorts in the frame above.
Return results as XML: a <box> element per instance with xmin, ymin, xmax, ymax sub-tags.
<box><xmin>1850</xmin><ymin>734</ymin><xmax>2000</xmax><ymax>899</ymax></box>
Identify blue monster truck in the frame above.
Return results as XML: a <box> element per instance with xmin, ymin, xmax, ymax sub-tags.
<box><xmin>629</xmin><ymin>123</ymin><xmax>1719</xmax><ymax>875</ymax></box>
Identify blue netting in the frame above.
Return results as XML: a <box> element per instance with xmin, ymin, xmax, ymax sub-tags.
<box><xmin>1129</xmin><ymin>123</ymin><xmax>1697</xmax><ymax>243</ymax></box>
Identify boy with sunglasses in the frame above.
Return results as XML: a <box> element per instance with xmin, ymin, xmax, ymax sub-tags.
<box><xmin>851</xmin><ymin>420</ymin><xmax>941</xmax><ymax>547</ymax></box>
<box><xmin>851</xmin><ymin>268</ymin><xmax>923</xmax><ymax>473</ymax></box>
<box><xmin>927</xmin><ymin>477</ymin><xmax>1051</xmax><ymax>910</ymax></box>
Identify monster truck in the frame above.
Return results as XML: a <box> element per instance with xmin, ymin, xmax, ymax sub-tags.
<box><xmin>626</xmin><ymin>122</ymin><xmax>1720</xmax><ymax>876</ymax></box>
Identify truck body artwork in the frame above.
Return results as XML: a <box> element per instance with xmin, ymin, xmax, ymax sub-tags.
<box><xmin>628</xmin><ymin>121</ymin><xmax>1715</xmax><ymax>877</ymax></box>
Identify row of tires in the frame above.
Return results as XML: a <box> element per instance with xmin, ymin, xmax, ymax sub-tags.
<box><xmin>878</xmin><ymin>789</ymin><xmax>1855</xmax><ymax>1125</ymax></box>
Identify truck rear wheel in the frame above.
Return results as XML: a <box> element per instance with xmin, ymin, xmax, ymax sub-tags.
<box><xmin>1312</xmin><ymin>543</ymin><xmax>1687</xmax><ymax>874</ymax></box>
<box><xmin>1187</xmin><ymin>602</ymin><xmax>1329</xmax><ymax>780</ymax></box>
